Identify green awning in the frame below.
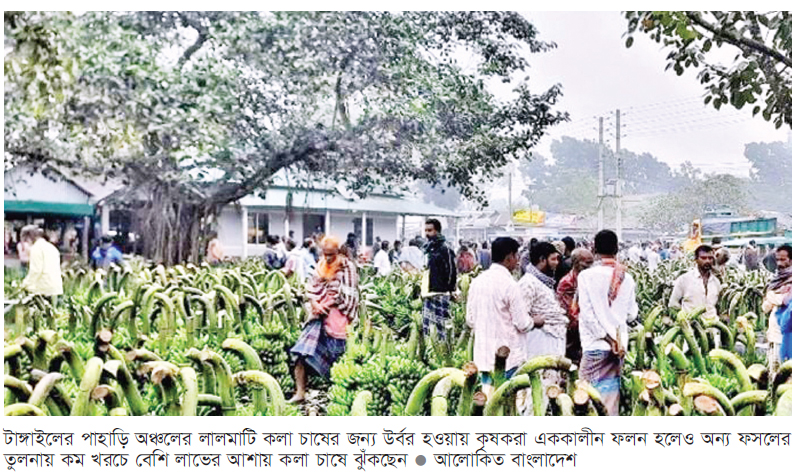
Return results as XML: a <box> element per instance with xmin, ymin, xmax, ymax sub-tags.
<box><xmin>3</xmin><ymin>200</ymin><xmax>95</xmax><ymax>217</ymax></box>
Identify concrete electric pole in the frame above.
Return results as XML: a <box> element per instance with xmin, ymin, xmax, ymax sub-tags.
<box><xmin>597</xmin><ymin>116</ymin><xmax>604</xmax><ymax>231</ymax></box>
<box><xmin>615</xmin><ymin>109</ymin><xmax>623</xmax><ymax>241</ymax></box>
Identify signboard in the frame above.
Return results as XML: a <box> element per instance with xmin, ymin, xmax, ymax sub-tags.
<box><xmin>512</xmin><ymin>209</ymin><xmax>545</xmax><ymax>225</ymax></box>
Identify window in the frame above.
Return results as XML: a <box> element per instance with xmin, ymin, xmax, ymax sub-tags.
<box><xmin>352</xmin><ymin>218</ymin><xmax>374</xmax><ymax>245</ymax></box>
<box><xmin>247</xmin><ymin>212</ymin><xmax>269</xmax><ymax>244</ymax></box>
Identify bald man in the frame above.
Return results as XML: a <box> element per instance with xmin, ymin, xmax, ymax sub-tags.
<box><xmin>556</xmin><ymin>248</ymin><xmax>594</xmax><ymax>362</ymax></box>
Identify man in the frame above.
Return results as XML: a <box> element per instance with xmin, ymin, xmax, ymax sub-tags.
<box><xmin>262</xmin><ymin>235</ymin><xmax>286</xmax><ymax>270</ymax></box>
<box><xmin>763</xmin><ymin>245</ymin><xmax>792</xmax><ymax>362</ymax></box>
<box><xmin>743</xmin><ymin>240</ymin><xmax>760</xmax><ymax>271</ymax></box>
<box><xmin>373</xmin><ymin>240</ymin><xmax>392</xmax><ymax>277</ymax></box>
<box><xmin>21</xmin><ymin>226</ymin><xmax>63</xmax><ymax>299</ymax></box>
<box><xmin>466</xmin><ymin>237</ymin><xmax>539</xmax><ymax>388</ymax></box>
<box><xmin>478</xmin><ymin>241</ymin><xmax>491</xmax><ymax>270</ymax></box>
<box><xmin>713</xmin><ymin>247</ymin><xmax>732</xmax><ymax>281</ymax></box>
<box><xmin>627</xmin><ymin>242</ymin><xmax>643</xmax><ymax>264</ymax></box>
<box><xmin>389</xmin><ymin>240</ymin><xmax>402</xmax><ymax>264</ymax></box>
<box><xmin>578</xmin><ymin>230</ymin><xmax>638</xmax><ymax>416</ymax></box>
<box><xmin>398</xmin><ymin>238</ymin><xmax>425</xmax><ymax>273</ymax></box>
<box><xmin>206</xmin><ymin>232</ymin><xmax>225</xmax><ymax>266</ymax></box>
<box><xmin>343</xmin><ymin>232</ymin><xmax>359</xmax><ymax>261</ymax></box>
<box><xmin>300</xmin><ymin>238</ymin><xmax>317</xmax><ymax>280</ymax></box>
<box><xmin>421</xmin><ymin>218</ymin><xmax>457</xmax><ymax>340</ymax></box>
<box><xmin>289</xmin><ymin>236</ymin><xmax>358</xmax><ymax>403</ymax></box>
<box><xmin>519</xmin><ymin>241</ymin><xmax>570</xmax><ymax>411</ymax></box>
<box><xmin>283</xmin><ymin>239</ymin><xmax>306</xmax><ymax>280</ymax></box>
<box><xmin>371</xmin><ymin>236</ymin><xmax>382</xmax><ymax>262</ymax></box>
<box><xmin>555</xmin><ymin>236</ymin><xmax>576</xmax><ymax>283</ymax></box>
<box><xmin>762</xmin><ymin>244</ymin><xmax>778</xmax><ymax>273</ymax></box>
<box><xmin>668</xmin><ymin>245</ymin><xmax>722</xmax><ymax>320</ymax></box>
<box><xmin>91</xmin><ymin>235</ymin><xmax>124</xmax><ymax>270</ymax></box>
<box><xmin>556</xmin><ymin>248</ymin><xmax>594</xmax><ymax>363</ymax></box>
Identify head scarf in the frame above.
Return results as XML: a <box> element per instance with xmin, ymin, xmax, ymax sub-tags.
<box><xmin>317</xmin><ymin>236</ymin><xmax>343</xmax><ymax>281</ymax></box>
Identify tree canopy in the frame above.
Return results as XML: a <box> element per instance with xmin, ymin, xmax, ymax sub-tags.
<box><xmin>5</xmin><ymin>11</ymin><xmax>567</xmax><ymax>263</ymax></box>
<box><xmin>623</xmin><ymin>11</ymin><xmax>792</xmax><ymax>129</ymax></box>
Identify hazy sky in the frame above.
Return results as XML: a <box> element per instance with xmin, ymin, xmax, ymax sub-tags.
<box><xmin>475</xmin><ymin>11</ymin><xmax>791</xmax><ymax>207</ymax></box>
<box><xmin>520</xmin><ymin>11</ymin><xmax>789</xmax><ymax>176</ymax></box>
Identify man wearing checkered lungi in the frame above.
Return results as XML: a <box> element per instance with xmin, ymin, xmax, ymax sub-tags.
<box><xmin>289</xmin><ymin>236</ymin><xmax>359</xmax><ymax>404</ymax></box>
<box><xmin>421</xmin><ymin>218</ymin><xmax>457</xmax><ymax>341</ymax></box>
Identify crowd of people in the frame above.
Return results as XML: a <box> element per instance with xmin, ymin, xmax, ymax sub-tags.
<box><xmin>11</xmin><ymin>219</ymin><xmax>791</xmax><ymax>413</ymax></box>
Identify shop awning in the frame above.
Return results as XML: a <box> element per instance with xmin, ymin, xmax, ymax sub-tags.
<box><xmin>3</xmin><ymin>200</ymin><xmax>95</xmax><ymax>217</ymax></box>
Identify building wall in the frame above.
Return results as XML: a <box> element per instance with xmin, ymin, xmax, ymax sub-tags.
<box><xmin>219</xmin><ymin>206</ymin><xmax>405</xmax><ymax>257</ymax></box>
<box><xmin>218</xmin><ymin>207</ymin><xmax>244</xmax><ymax>257</ymax></box>
<box><xmin>4</xmin><ymin>167</ymin><xmax>92</xmax><ymax>205</ymax></box>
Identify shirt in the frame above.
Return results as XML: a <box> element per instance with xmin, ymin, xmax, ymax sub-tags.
<box><xmin>206</xmin><ymin>238</ymin><xmax>224</xmax><ymax>263</ymax></box>
<box><xmin>92</xmin><ymin>246</ymin><xmax>124</xmax><ymax>269</ymax></box>
<box><xmin>374</xmin><ymin>250</ymin><xmax>391</xmax><ymax>276</ymax></box>
<box><xmin>668</xmin><ymin>268</ymin><xmax>721</xmax><ymax>319</ymax></box>
<box><xmin>466</xmin><ymin>264</ymin><xmax>536</xmax><ymax>372</ymax></box>
<box><xmin>577</xmin><ymin>265</ymin><xmax>638</xmax><ymax>352</ymax></box>
<box><xmin>518</xmin><ymin>273</ymin><xmax>569</xmax><ymax>356</ymax></box>
<box><xmin>398</xmin><ymin>246</ymin><xmax>425</xmax><ymax>272</ymax></box>
<box><xmin>22</xmin><ymin>238</ymin><xmax>63</xmax><ymax>296</ymax></box>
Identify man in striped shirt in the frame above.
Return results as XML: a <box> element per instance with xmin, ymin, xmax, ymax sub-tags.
<box><xmin>466</xmin><ymin>237</ymin><xmax>541</xmax><ymax>388</ymax></box>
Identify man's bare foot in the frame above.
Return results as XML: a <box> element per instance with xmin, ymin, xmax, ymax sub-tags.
<box><xmin>288</xmin><ymin>394</ymin><xmax>305</xmax><ymax>404</ymax></box>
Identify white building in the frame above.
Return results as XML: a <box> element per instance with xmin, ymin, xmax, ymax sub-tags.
<box><xmin>217</xmin><ymin>184</ymin><xmax>461</xmax><ymax>258</ymax></box>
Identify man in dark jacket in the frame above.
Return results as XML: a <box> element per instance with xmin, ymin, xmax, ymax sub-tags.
<box><xmin>422</xmin><ymin>218</ymin><xmax>457</xmax><ymax>340</ymax></box>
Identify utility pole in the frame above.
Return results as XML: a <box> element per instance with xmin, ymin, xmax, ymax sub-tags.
<box><xmin>597</xmin><ymin>116</ymin><xmax>604</xmax><ymax>230</ymax></box>
<box><xmin>508</xmin><ymin>162</ymin><xmax>513</xmax><ymax>226</ymax></box>
<box><xmin>615</xmin><ymin>108</ymin><xmax>623</xmax><ymax>241</ymax></box>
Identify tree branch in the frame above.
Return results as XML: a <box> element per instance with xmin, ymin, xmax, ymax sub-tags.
<box><xmin>177</xmin><ymin>13</ymin><xmax>209</xmax><ymax>69</ymax></box>
<box><xmin>686</xmin><ymin>11</ymin><xmax>791</xmax><ymax>67</ymax></box>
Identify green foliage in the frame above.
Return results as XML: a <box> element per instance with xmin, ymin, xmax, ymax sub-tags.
<box><xmin>624</xmin><ymin>11</ymin><xmax>791</xmax><ymax>128</ymax></box>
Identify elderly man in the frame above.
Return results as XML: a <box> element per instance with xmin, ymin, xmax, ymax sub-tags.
<box><xmin>556</xmin><ymin>248</ymin><xmax>594</xmax><ymax>363</ymax></box>
<box><xmin>466</xmin><ymin>237</ymin><xmax>539</xmax><ymax>391</ymax></box>
<box><xmin>289</xmin><ymin>236</ymin><xmax>359</xmax><ymax>403</ymax></box>
<box><xmin>20</xmin><ymin>226</ymin><xmax>63</xmax><ymax>300</ymax></box>
<box><xmin>669</xmin><ymin>245</ymin><xmax>722</xmax><ymax>320</ymax></box>
<box><xmin>578</xmin><ymin>230</ymin><xmax>638</xmax><ymax>416</ymax></box>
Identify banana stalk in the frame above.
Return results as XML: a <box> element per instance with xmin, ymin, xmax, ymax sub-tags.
<box><xmin>485</xmin><ymin>374</ymin><xmax>530</xmax><ymax>416</ymax></box>
<box><xmin>222</xmin><ymin>338</ymin><xmax>264</xmax><ymax>371</ymax></box>
<box><xmin>179</xmin><ymin>367</ymin><xmax>199</xmax><ymax>416</ymax></box>
<box><xmin>235</xmin><ymin>370</ymin><xmax>286</xmax><ymax>416</ymax></box>
<box><xmin>431</xmin><ymin>372</ymin><xmax>466</xmax><ymax>416</ymax></box>
<box><xmin>5</xmin><ymin>403</ymin><xmax>47</xmax><ymax>416</ymax></box>
<box><xmin>456</xmin><ymin>362</ymin><xmax>479</xmax><ymax>416</ymax></box>
<box><xmin>102</xmin><ymin>359</ymin><xmax>148</xmax><ymax>416</ymax></box>
<box><xmin>71</xmin><ymin>357</ymin><xmax>103</xmax><ymax>416</ymax></box>
<box><xmin>683</xmin><ymin>382</ymin><xmax>735</xmax><ymax>416</ymax></box>
<box><xmin>350</xmin><ymin>390</ymin><xmax>373</xmax><ymax>416</ymax></box>
<box><xmin>405</xmin><ymin>368</ymin><xmax>462</xmax><ymax>416</ymax></box>
<box><xmin>200</xmin><ymin>349</ymin><xmax>236</xmax><ymax>416</ymax></box>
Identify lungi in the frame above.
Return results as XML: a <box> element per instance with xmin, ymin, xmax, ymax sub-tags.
<box><xmin>290</xmin><ymin>319</ymin><xmax>346</xmax><ymax>379</ymax></box>
<box><xmin>422</xmin><ymin>294</ymin><xmax>451</xmax><ymax>340</ymax></box>
<box><xmin>579</xmin><ymin>350</ymin><xmax>623</xmax><ymax>416</ymax></box>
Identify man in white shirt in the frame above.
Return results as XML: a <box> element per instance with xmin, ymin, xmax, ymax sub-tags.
<box><xmin>627</xmin><ymin>243</ymin><xmax>642</xmax><ymax>264</ymax></box>
<box><xmin>669</xmin><ymin>245</ymin><xmax>721</xmax><ymax>319</ymax></box>
<box><xmin>646</xmin><ymin>242</ymin><xmax>661</xmax><ymax>272</ymax></box>
<box><xmin>21</xmin><ymin>226</ymin><xmax>63</xmax><ymax>298</ymax></box>
<box><xmin>466</xmin><ymin>237</ymin><xmax>541</xmax><ymax>389</ymax></box>
<box><xmin>578</xmin><ymin>230</ymin><xmax>638</xmax><ymax>416</ymax></box>
<box><xmin>373</xmin><ymin>240</ymin><xmax>392</xmax><ymax>277</ymax></box>
<box><xmin>398</xmin><ymin>238</ymin><xmax>425</xmax><ymax>273</ymax></box>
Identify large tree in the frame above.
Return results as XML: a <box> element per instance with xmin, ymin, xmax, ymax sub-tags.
<box><xmin>520</xmin><ymin>137</ymin><xmax>677</xmax><ymax>216</ymax></box>
<box><xmin>638</xmin><ymin>173</ymin><xmax>750</xmax><ymax>233</ymax></box>
<box><xmin>744</xmin><ymin>140</ymin><xmax>792</xmax><ymax>213</ymax></box>
<box><xmin>5</xmin><ymin>11</ymin><xmax>567</xmax><ymax>263</ymax></box>
<box><xmin>623</xmin><ymin>11</ymin><xmax>792</xmax><ymax>129</ymax></box>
